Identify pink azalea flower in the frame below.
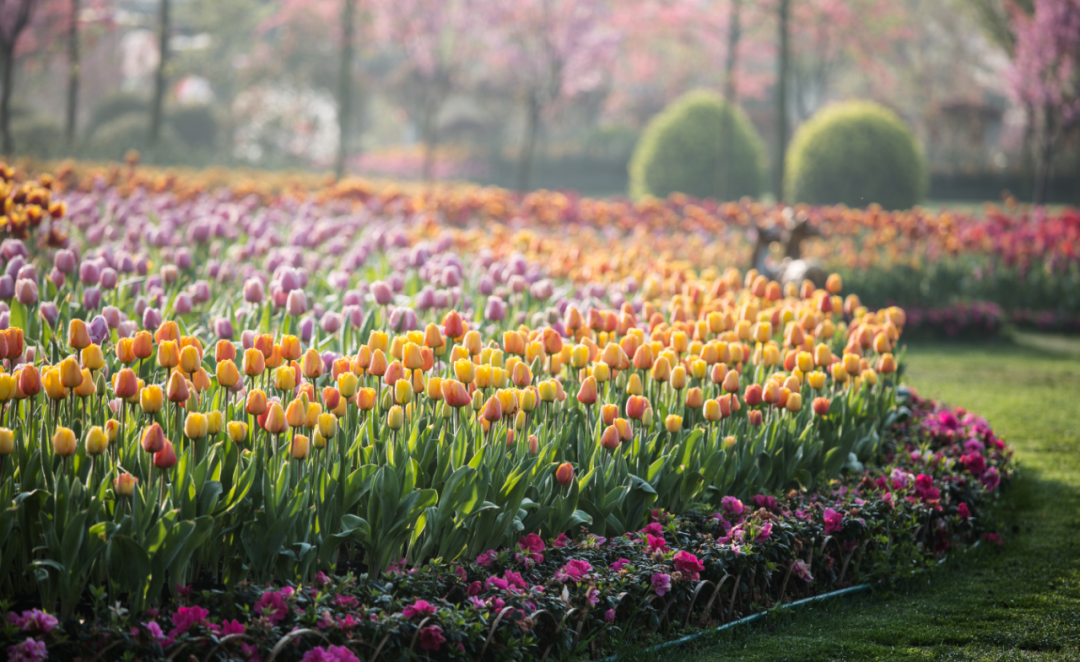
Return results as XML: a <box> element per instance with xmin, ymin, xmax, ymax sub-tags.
<box><xmin>756</xmin><ymin>521</ymin><xmax>773</xmax><ymax>541</ymax></box>
<box><xmin>485</xmin><ymin>576</ymin><xmax>510</xmax><ymax>592</ymax></box>
<box><xmin>587</xmin><ymin>588</ymin><xmax>600</xmax><ymax>605</ymax></box>
<box><xmin>9</xmin><ymin>610</ymin><xmax>57</xmax><ymax>634</ymax></box>
<box><xmin>476</xmin><ymin>550</ymin><xmax>497</xmax><ymax>567</ymax></box>
<box><xmin>981</xmin><ymin>467</ymin><xmax>1001</xmax><ymax>492</ymax></box>
<box><xmin>673</xmin><ymin>550</ymin><xmax>704</xmax><ymax>581</ymax></box>
<box><xmin>169</xmin><ymin>605</ymin><xmax>209</xmax><ymax>637</ymax></box>
<box><xmin>221</xmin><ymin>619</ymin><xmax>246</xmax><ymax>636</ymax></box>
<box><xmin>517</xmin><ymin>533</ymin><xmax>546</xmax><ymax>564</ymax></box>
<box><xmin>721</xmin><ymin>496</ymin><xmax>745</xmax><ymax>519</ymax></box>
<box><xmin>552</xmin><ymin>533</ymin><xmax>571</xmax><ymax>548</ymax></box>
<box><xmin>254</xmin><ymin>589</ymin><xmax>290</xmax><ymax>625</ymax></box>
<box><xmin>401</xmin><ymin>600</ymin><xmax>438</xmax><ymax>619</ymax></box>
<box><xmin>332</xmin><ymin>594</ymin><xmax>359</xmax><ymax>608</ymax></box>
<box><xmin>640</xmin><ymin>522</ymin><xmax>664</xmax><ymax>537</ymax></box>
<box><xmin>823</xmin><ymin>508</ymin><xmax>843</xmax><ymax>535</ymax></box>
<box><xmin>7</xmin><ymin>638</ymin><xmax>48</xmax><ymax>662</ymax></box>
<box><xmin>504</xmin><ymin>570</ymin><xmax>528</xmax><ymax>590</ymax></box>
<box><xmin>646</xmin><ymin>534</ymin><xmax>669</xmax><ymax>553</ymax></box>
<box><xmin>605</xmin><ymin>609</ymin><xmax>616</xmax><ymax>623</ymax></box>
<box><xmin>651</xmin><ymin>572</ymin><xmax>672</xmax><ymax>597</ymax></box>
<box><xmin>752</xmin><ymin>494</ymin><xmax>778</xmax><ymax>510</ymax></box>
<box><xmin>554</xmin><ymin>558</ymin><xmax>593</xmax><ymax>583</ymax></box>
<box><xmin>466</xmin><ymin>581</ymin><xmax>482</xmax><ymax>596</ymax></box>
<box><xmin>958</xmin><ymin>502</ymin><xmax>971</xmax><ymax>519</ymax></box>
<box><xmin>419</xmin><ymin>625</ymin><xmax>446</xmax><ymax>651</ymax></box>
<box><xmin>792</xmin><ymin>560</ymin><xmax>813</xmax><ymax>582</ymax></box>
<box><xmin>610</xmin><ymin>558</ymin><xmax>631</xmax><ymax>572</ymax></box>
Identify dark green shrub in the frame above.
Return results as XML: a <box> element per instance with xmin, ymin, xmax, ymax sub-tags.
<box><xmin>785</xmin><ymin>101</ymin><xmax>928</xmax><ymax>209</ymax></box>
<box><xmin>628</xmin><ymin>90</ymin><xmax>766</xmax><ymax>200</ymax></box>
<box><xmin>168</xmin><ymin>105</ymin><xmax>218</xmax><ymax>148</ymax></box>
<box><xmin>85</xmin><ymin>92</ymin><xmax>149</xmax><ymax>139</ymax></box>
<box><xmin>80</xmin><ymin>114</ymin><xmax>184</xmax><ymax>163</ymax></box>
<box><xmin>11</xmin><ymin>116</ymin><xmax>66</xmax><ymax>159</ymax></box>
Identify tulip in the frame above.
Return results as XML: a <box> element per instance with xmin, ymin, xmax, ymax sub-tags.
<box><xmin>0</xmin><ymin>428</ymin><xmax>12</xmax><ymax>455</ymax></box>
<box><xmin>154</xmin><ymin>441</ymin><xmax>178</xmax><ymax>469</ymax></box>
<box><xmin>262</xmin><ymin>402</ymin><xmax>288</xmax><ymax>434</ymax></box>
<box><xmin>301</xmin><ymin>348</ymin><xmax>323</xmax><ymax>379</ymax></box>
<box><xmin>664</xmin><ymin>415</ymin><xmax>683</xmax><ymax>433</ymax></box>
<box><xmin>831</xmin><ymin>362</ymin><xmax>849</xmax><ymax>383</ymax></box>
<box><xmin>482</xmin><ymin>395</ymin><xmax>503</xmax><ymax>423</ymax></box>
<box><xmin>555</xmin><ymin>462</ymin><xmax>575</xmax><ymax>485</ymax></box>
<box><xmin>58</xmin><ymin>356</ymin><xmax>83</xmax><ymax>389</ymax></box>
<box><xmin>67</xmin><ymin>319</ymin><xmax>91</xmax><ymax>350</ymax></box>
<box><xmin>703</xmin><ymin>399</ymin><xmax>722</xmax><ymax>422</ymax></box>
<box><xmin>786</xmin><ymin>392</ymin><xmax>803</xmax><ymax>412</ymax></box>
<box><xmin>82</xmin><ymin>344</ymin><xmax>106</xmax><ymax>371</ymax></box>
<box><xmin>812</xmin><ymin>397</ymin><xmax>831</xmax><ymax>416</ymax></box>
<box><xmin>114</xmin><ymin>473</ymin><xmax>138</xmax><ymax>497</ymax></box>
<box><xmin>601</xmin><ymin>403</ymin><xmax>618</xmax><ymax>426</ymax></box>
<box><xmin>626</xmin><ymin>395</ymin><xmax>649</xmax><ymax>421</ymax></box>
<box><xmin>140</xmin><ymin>385</ymin><xmax>164</xmax><ymax>414</ymax></box>
<box><xmin>395</xmin><ymin>379</ymin><xmax>414</xmax><ymax>406</ymax></box>
<box><xmin>387</xmin><ymin>405</ymin><xmax>404</xmax><ymax>430</ymax></box>
<box><xmin>669</xmin><ymin>365</ymin><xmax>687</xmax><ymax>390</ymax></box>
<box><xmin>132</xmin><ymin>331</ymin><xmax>154</xmax><ymax>360</ymax></box>
<box><xmin>85</xmin><ymin>426</ymin><xmax>108</xmax><ymax>455</ymax></box>
<box><xmin>141</xmin><ymin>423</ymin><xmax>166</xmax><ymax>453</ymax></box>
<box><xmin>743</xmin><ymin>384</ymin><xmax>763</xmax><ymax>407</ymax></box>
<box><xmin>179</xmin><ymin>345</ymin><xmax>201</xmax><ymax>374</ymax></box>
<box><xmin>242</xmin><ymin>348</ymin><xmax>266</xmax><ymax>377</ymax></box>
<box><xmin>227</xmin><ymin>421</ymin><xmax>248</xmax><ymax>444</ymax></box>
<box><xmin>748</xmin><ymin>410</ymin><xmax>764</xmax><ymax>426</ymax></box>
<box><xmin>721</xmin><ymin>369</ymin><xmax>740</xmax><ymax>394</ymax></box>
<box><xmin>807</xmin><ymin>371</ymin><xmax>827</xmax><ymax>390</ymax></box>
<box><xmin>317</xmin><ymin>412</ymin><xmax>337</xmax><ymax>439</ymax></box>
<box><xmin>826</xmin><ymin>273</ymin><xmax>843</xmax><ymax>294</ymax></box>
<box><xmin>53</xmin><ymin>426</ymin><xmax>77</xmax><ymax>457</ymax></box>
<box><xmin>356</xmin><ymin>387</ymin><xmax>377</xmax><ymax>410</ymax></box>
<box><xmin>15</xmin><ymin>278</ymin><xmax>37</xmax><ymax>305</ymax></box>
<box><xmin>763</xmin><ymin>381</ymin><xmax>780</xmax><ymax>405</ymax></box>
<box><xmin>211</xmin><ymin>359</ymin><xmax>238</xmax><ymax>389</ymax></box>
<box><xmin>601</xmin><ymin>424</ymin><xmax>620</xmax><ymax>450</ymax></box>
<box><xmin>166</xmin><ymin>371</ymin><xmax>190</xmax><ymax>403</ymax></box>
<box><xmin>184</xmin><ymin>413</ymin><xmax>208</xmax><ymax>440</ymax></box>
<box><xmin>74</xmin><ymin>369</ymin><xmax>96</xmax><ymax>398</ymax></box>
<box><xmin>814</xmin><ymin>344</ymin><xmax>832</xmax><ymax>367</ymax></box>
<box><xmin>876</xmin><ymin>353</ymin><xmax>897</xmax><ymax>374</ymax></box>
<box><xmin>537</xmin><ymin>380</ymin><xmax>557</xmax><ymax>403</ymax></box>
<box><xmin>245</xmin><ymin>389</ymin><xmax>268</xmax><ymax>416</ymax></box>
<box><xmin>576</xmin><ymin>375</ymin><xmax>598</xmax><ymax>406</ymax></box>
<box><xmin>290</xmin><ymin>434</ymin><xmax>310</xmax><ymax>460</ymax></box>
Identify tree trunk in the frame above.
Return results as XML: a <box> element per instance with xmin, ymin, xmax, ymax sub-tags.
<box><xmin>66</xmin><ymin>0</ymin><xmax>80</xmax><ymax>146</ymax></box>
<box><xmin>0</xmin><ymin>47</ymin><xmax>13</xmax><ymax>155</ymax></box>
<box><xmin>516</xmin><ymin>91</ymin><xmax>540</xmax><ymax>192</ymax></box>
<box><xmin>335</xmin><ymin>0</ymin><xmax>356</xmax><ymax>179</ymax></box>
<box><xmin>717</xmin><ymin>0</ymin><xmax>742</xmax><ymax>200</ymax></box>
<box><xmin>774</xmin><ymin>0</ymin><xmax>790</xmax><ymax>201</ymax></box>
<box><xmin>148</xmin><ymin>0</ymin><xmax>169</xmax><ymax>146</ymax></box>
<box><xmin>1033</xmin><ymin>119</ymin><xmax>1053</xmax><ymax>206</ymax></box>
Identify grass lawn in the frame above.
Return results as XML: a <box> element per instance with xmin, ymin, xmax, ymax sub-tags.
<box><xmin>622</xmin><ymin>338</ymin><xmax>1080</xmax><ymax>662</ymax></box>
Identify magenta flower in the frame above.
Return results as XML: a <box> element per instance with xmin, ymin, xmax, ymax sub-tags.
<box><xmin>220</xmin><ymin>619</ymin><xmax>246</xmax><ymax>636</ymax></box>
<box><xmin>792</xmin><ymin>559</ymin><xmax>813</xmax><ymax>582</ymax></box>
<box><xmin>552</xmin><ymin>533</ymin><xmax>570</xmax><ymax>548</ymax></box>
<box><xmin>9</xmin><ymin>610</ymin><xmax>58</xmax><ymax>634</ymax></box>
<box><xmin>646</xmin><ymin>534</ymin><xmax>669</xmax><ymax>553</ymax></box>
<box><xmin>958</xmin><ymin>502</ymin><xmax>971</xmax><ymax>519</ymax></box>
<box><xmin>756</xmin><ymin>521</ymin><xmax>773</xmax><ymax>541</ymax></box>
<box><xmin>402</xmin><ymin>599</ymin><xmax>438</xmax><ymax>619</ymax></box>
<box><xmin>554</xmin><ymin>559</ymin><xmax>593</xmax><ymax>583</ymax></box>
<box><xmin>721</xmin><ymin>495</ymin><xmax>745</xmax><ymax>519</ymax></box>
<box><xmin>823</xmin><ymin>508</ymin><xmax>843</xmax><ymax>535</ymax></box>
<box><xmin>254</xmin><ymin>589</ymin><xmax>290</xmax><ymax>624</ymax></box>
<box><xmin>587</xmin><ymin>588</ymin><xmax>600</xmax><ymax>605</ymax></box>
<box><xmin>6</xmin><ymin>638</ymin><xmax>48</xmax><ymax>662</ymax></box>
<box><xmin>673</xmin><ymin>550</ymin><xmax>704</xmax><ymax>581</ymax></box>
<box><xmin>752</xmin><ymin>494</ymin><xmax>778</xmax><ymax>510</ymax></box>
<box><xmin>476</xmin><ymin>550</ymin><xmax>497</xmax><ymax>567</ymax></box>
<box><xmin>651</xmin><ymin>572</ymin><xmax>672</xmax><ymax>597</ymax></box>
<box><xmin>610</xmin><ymin>558</ymin><xmax>631</xmax><ymax>572</ymax></box>
<box><xmin>169</xmin><ymin>605</ymin><xmax>210</xmax><ymax>637</ymax></box>
<box><xmin>419</xmin><ymin>625</ymin><xmax>446</xmax><ymax>651</ymax></box>
<box><xmin>605</xmin><ymin>609</ymin><xmax>616</xmax><ymax>623</ymax></box>
<box><xmin>300</xmin><ymin>645</ymin><xmax>361</xmax><ymax>662</ymax></box>
<box><xmin>639</xmin><ymin>522</ymin><xmax>664</xmax><ymax>537</ymax></box>
<box><xmin>517</xmin><ymin>532</ymin><xmax>546</xmax><ymax>563</ymax></box>
<box><xmin>980</xmin><ymin>467</ymin><xmax>1001</xmax><ymax>492</ymax></box>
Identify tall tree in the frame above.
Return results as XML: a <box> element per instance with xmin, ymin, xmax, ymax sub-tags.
<box><xmin>64</xmin><ymin>0</ymin><xmax>77</xmax><ymax>144</ymax></box>
<box><xmin>486</xmin><ymin>0</ymin><xmax>620</xmax><ymax>191</ymax></box>
<box><xmin>1007</xmin><ymin>0</ymin><xmax>1080</xmax><ymax>204</ymax></box>
<box><xmin>0</xmin><ymin>0</ymin><xmax>36</xmax><ymax>154</ymax></box>
<box><xmin>717</xmin><ymin>0</ymin><xmax>742</xmax><ymax>197</ymax></box>
<box><xmin>334</xmin><ymin>0</ymin><xmax>355</xmax><ymax>178</ymax></box>
<box><xmin>774</xmin><ymin>0</ymin><xmax>790</xmax><ymax>199</ymax></box>
<box><xmin>148</xmin><ymin>0</ymin><xmax>168</xmax><ymax>145</ymax></box>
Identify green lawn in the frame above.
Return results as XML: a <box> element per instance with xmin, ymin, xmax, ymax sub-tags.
<box><xmin>626</xmin><ymin>339</ymin><xmax>1080</xmax><ymax>661</ymax></box>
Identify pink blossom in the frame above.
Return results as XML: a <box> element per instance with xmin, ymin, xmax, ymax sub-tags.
<box><xmin>476</xmin><ymin>549</ymin><xmax>497</xmax><ymax>566</ymax></box>
<box><xmin>756</xmin><ymin>521</ymin><xmax>773</xmax><ymax>541</ymax></box>
<box><xmin>721</xmin><ymin>496</ymin><xmax>745</xmax><ymax>519</ymax></box>
<box><xmin>419</xmin><ymin>625</ymin><xmax>446</xmax><ymax>651</ymax></box>
<box><xmin>333</xmin><ymin>594</ymin><xmax>359</xmax><ymax>608</ymax></box>
<box><xmin>314</xmin><ymin>571</ymin><xmax>331</xmax><ymax>588</ymax></box>
<box><xmin>401</xmin><ymin>600</ymin><xmax>438</xmax><ymax>619</ymax></box>
<box><xmin>823</xmin><ymin>508</ymin><xmax>843</xmax><ymax>535</ymax></box>
<box><xmin>466</xmin><ymin>581</ymin><xmax>482</xmax><ymax>596</ymax></box>
<box><xmin>752</xmin><ymin>494</ymin><xmax>778</xmax><ymax>510</ymax></box>
<box><xmin>610</xmin><ymin>558</ymin><xmax>631</xmax><ymax>572</ymax></box>
<box><xmin>9</xmin><ymin>610</ymin><xmax>57</xmax><ymax>634</ymax></box>
<box><xmin>254</xmin><ymin>589</ymin><xmax>290</xmax><ymax>625</ymax></box>
<box><xmin>300</xmin><ymin>645</ymin><xmax>361</xmax><ymax>662</ymax></box>
<box><xmin>7</xmin><ymin>638</ymin><xmax>48</xmax><ymax>662</ymax></box>
<box><xmin>981</xmin><ymin>467</ymin><xmax>1001</xmax><ymax>492</ymax></box>
<box><xmin>552</xmin><ymin>533</ymin><xmax>571</xmax><ymax>548</ymax></box>
<box><xmin>673</xmin><ymin>550</ymin><xmax>704</xmax><ymax>581</ymax></box>
<box><xmin>605</xmin><ymin>609</ymin><xmax>616</xmax><ymax>623</ymax></box>
<box><xmin>958</xmin><ymin>502</ymin><xmax>971</xmax><ymax>519</ymax></box>
<box><xmin>517</xmin><ymin>533</ymin><xmax>546</xmax><ymax>564</ymax></box>
<box><xmin>554</xmin><ymin>558</ymin><xmax>593</xmax><ymax>583</ymax></box>
<box><xmin>651</xmin><ymin>572</ymin><xmax>672</xmax><ymax>596</ymax></box>
<box><xmin>639</xmin><ymin>522</ymin><xmax>664</xmax><ymax>537</ymax></box>
<box><xmin>141</xmin><ymin>621</ymin><xmax>167</xmax><ymax>641</ymax></box>
<box><xmin>646</xmin><ymin>534</ymin><xmax>669</xmax><ymax>553</ymax></box>
<box><xmin>587</xmin><ymin>588</ymin><xmax>600</xmax><ymax>605</ymax></box>
<box><xmin>240</xmin><ymin>642</ymin><xmax>262</xmax><ymax>661</ymax></box>
<box><xmin>504</xmin><ymin>570</ymin><xmax>528</xmax><ymax>590</ymax></box>
<box><xmin>914</xmin><ymin>474</ymin><xmax>941</xmax><ymax>502</ymax></box>
<box><xmin>792</xmin><ymin>559</ymin><xmax>813</xmax><ymax>582</ymax></box>
<box><xmin>485</xmin><ymin>576</ymin><xmax>510</xmax><ymax>592</ymax></box>
<box><xmin>221</xmin><ymin>619</ymin><xmax>246</xmax><ymax>636</ymax></box>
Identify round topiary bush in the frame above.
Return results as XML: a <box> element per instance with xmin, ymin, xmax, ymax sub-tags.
<box><xmin>629</xmin><ymin>90</ymin><xmax>766</xmax><ymax>201</ymax></box>
<box><xmin>11</xmin><ymin>116</ymin><xmax>66</xmax><ymax>159</ymax></box>
<box><xmin>784</xmin><ymin>101</ymin><xmax>927</xmax><ymax>209</ymax></box>
<box><xmin>85</xmin><ymin>92</ymin><xmax>149</xmax><ymax>140</ymax></box>
<box><xmin>80</xmin><ymin>114</ymin><xmax>184</xmax><ymax>163</ymax></box>
<box><xmin>168</xmin><ymin>104</ymin><xmax>218</xmax><ymax>148</ymax></box>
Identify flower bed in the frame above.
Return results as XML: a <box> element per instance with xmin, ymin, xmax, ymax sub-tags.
<box><xmin>0</xmin><ymin>162</ymin><xmax>1013</xmax><ymax>661</ymax></box>
<box><xmin>2</xmin><ymin>394</ymin><xmax>1011</xmax><ymax>661</ymax></box>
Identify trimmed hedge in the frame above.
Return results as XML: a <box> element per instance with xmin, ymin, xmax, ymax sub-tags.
<box><xmin>785</xmin><ymin>101</ymin><xmax>928</xmax><ymax>209</ymax></box>
<box><xmin>629</xmin><ymin>90</ymin><xmax>766</xmax><ymax>201</ymax></box>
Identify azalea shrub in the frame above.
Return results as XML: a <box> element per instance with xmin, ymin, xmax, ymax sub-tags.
<box><xmin>0</xmin><ymin>161</ymin><xmax>1014</xmax><ymax>661</ymax></box>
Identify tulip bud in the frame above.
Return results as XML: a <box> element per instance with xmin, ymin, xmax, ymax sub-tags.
<box><xmin>876</xmin><ymin>353</ymin><xmax>897</xmax><ymax>374</ymax></box>
<box><xmin>68</xmin><ymin>319</ymin><xmax>92</xmax><ymax>350</ymax></box>
<box><xmin>601</xmin><ymin>424</ymin><xmax>620</xmax><ymax>450</ymax></box>
<box><xmin>626</xmin><ymin>395</ymin><xmax>649</xmax><ymax>420</ymax></box>
<box><xmin>114</xmin><ymin>473</ymin><xmax>138</xmax><ymax>496</ymax></box>
<box><xmin>74</xmin><ymin>369</ymin><xmax>96</xmax><ymax>398</ymax></box>
<box><xmin>555</xmin><ymin>462</ymin><xmax>575</xmax><ymax>485</ymax></box>
<box><xmin>576</xmin><ymin>376</ymin><xmax>598</xmax><ymax>406</ymax></box>
<box><xmin>82</xmin><ymin>344</ymin><xmax>106</xmax><ymax>371</ymax></box>
<box><xmin>184</xmin><ymin>412</ymin><xmax>208</xmax><ymax>440</ymax></box>
<box><xmin>132</xmin><ymin>331</ymin><xmax>154</xmax><ymax>360</ymax></box>
<box><xmin>317</xmin><ymin>412</ymin><xmax>337</xmax><ymax>439</ymax></box>
<box><xmin>807</xmin><ymin>371</ymin><xmax>827</xmax><ymax>390</ymax></box>
<box><xmin>226</xmin><ymin>420</ymin><xmax>249</xmax><ymax>444</ymax></box>
<box><xmin>721</xmin><ymin>369</ymin><xmax>740</xmax><ymax>393</ymax></box>
<box><xmin>290</xmin><ymin>434</ymin><xmax>310</xmax><ymax>460</ymax></box>
<box><xmin>85</xmin><ymin>426</ymin><xmax>108</xmax><ymax>455</ymax></box>
<box><xmin>482</xmin><ymin>395</ymin><xmax>502</xmax><ymax>422</ymax></box>
<box><xmin>387</xmin><ymin>405</ymin><xmax>404</xmax><ymax>430</ymax></box>
<box><xmin>748</xmin><ymin>410</ymin><xmax>764</xmax><ymax>426</ymax></box>
<box><xmin>154</xmin><ymin>440</ymin><xmax>178</xmax><ymax>469</ymax></box>
<box><xmin>59</xmin><ymin>356</ymin><xmax>83</xmax><ymax>389</ymax></box>
<box><xmin>537</xmin><ymin>380</ymin><xmax>557</xmax><ymax>402</ymax></box>
<box><xmin>0</xmin><ymin>427</ymin><xmax>12</xmax><ymax>455</ymax></box>
<box><xmin>703</xmin><ymin>399</ymin><xmax>722</xmax><ymax>421</ymax></box>
<box><xmin>166</xmin><ymin>370</ymin><xmax>190</xmax><ymax>403</ymax></box>
<box><xmin>812</xmin><ymin>397</ymin><xmax>831</xmax><ymax>416</ymax></box>
<box><xmin>52</xmin><ymin>426</ymin><xmax>77</xmax><ymax>457</ymax></box>
<box><xmin>786</xmin><ymin>392</ymin><xmax>803</xmax><ymax>412</ymax></box>
<box><xmin>262</xmin><ymin>401</ymin><xmax>288</xmax><ymax>434</ymax></box>
<box><xmin>664</xmin><ymin>414</ymin><xmax>683</xmax><ymax>433</ymax></box>
<box><xmin>138</xmin><ymin>384</ymin><xmax>162</xmax><ymax>414</ymax></box>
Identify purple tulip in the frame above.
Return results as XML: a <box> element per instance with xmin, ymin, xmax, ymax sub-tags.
<box><xmin>530</xmin><ymin>279</ymin><xmax>553</xmax><ymax>300</ymax></box>
<box><xmin>479</xmin><ymin>274</ymin><xmax>494</xmax><ymax>296</ymax></box>
<box><xmin>343</xmin><ymin>305</ymin><xmax>364</xmax><ymax>329</ymax></box>
<box><xmin>484</xmin><ymin>296</ymin><xmax>507</xmax><ymax>322</ymax></box>
<box><xmin>161</xmin><ymin>265</ymin><xmax>179</xmax><ymax>286</ymax></box>
<box><xmin>100</xmin><ymin>268</ymin><xmax>118</xmax><ymax>290</ymax></box>
<box><xmin>442</xmin><ymin>266</ymin><xmax>461</xmax><ymax>288</ymax></box>
<box><xmin>321</xmin><ymin>351</ymin><xmax>337</xmax><ymax>375</ymax></box>
<box><xmin>241</xmin><ymin>329</ymin><xmax>256</xmax><ymax>350</ymax></box>
<box><xmin>415</xmin><ymin>286</ymin><xmax>436</xmax><ymax>311</ymax></box>
<box><xmin>55</xmin><ymin>249</ymin><xmax>76</xmax><ymax>274</ymax></box>
<box><xmin>343</xmin><ymin>290</ymin><xmax>362</xmax><ymax>307</ymax></box>
<box><xmin>39</xmin><ymin>302</ymin><xmax>59</xmax><ymax>327</ymax></box>
<box><xmin>49</xmin><ymin>268</ymin><xmax>65</xmax><ymax>289</ymax></box>
<box><xmin>83</xmin><ymin>286</ymin><xmax>102</xmax><ymax>310</ymax></box>
<box><xmin>214</xmin><ymin>318</ymin><xmax>235</xmax><ymax>340</ymax></box>
<box><xmin>299</xmin><ymin>316</ymin><xmax>315</xmax><ymax>343</ymax></box>
<box><xmin>320</xmin><ymin>312</ymin><xmax>343</xmax><ymax>335</ymax></box>
<box><xmin>117</xmin><ymin>320</ymin><xmax>136</xmax><ymax>339</ymax></box>
<box><xmin>286</xmin><ymin>290</ymin><xmax>308</xmax><ymax>316</ymax></box>
<box><xmin>103</xmin><ymin>306</ymin><xmax>121</xmax><ymax>329</ymax></box>
<box><xmin>4</xmin><ymin>256</ymin><xmax>24</xmax><ymax>279</ymax></box>
<box><xmin>16</xmin><ymin>264</ymin><xmax>36</xmax><ymax>282</ymax></box>
<box><xmin>388</xmin><ymin>272</ymin><xmax>404</xmax><ymax>293</ymax></box>
<box><xmin>509</xmin><ymin>275</ymin><xmax>527</xmax><ymax>294</ymax></box>
<box><xmin>388</xmin><ymin>306</ymin><xmax>418</xmax><ymax>332</ymax></box>
<box><xmin>175</xmin><ymin>248</ymin><xmax>192</xmax><ymax>270</ymax></box>
<box><xmin>79</xmin><ymin>260</ymin><xmax>100</xmax><ymax>286</ymax></box>
<box><xmin>191</xmin><ymin>280</ymin><xmax>210</xmax><ymax>304</ymax></box>
<box><xmin>244</xmin><ymin>278</ymin><xmax>265</xmax><ymax>304</ymax></box>
<box><xmin>371</xmin><ymin>280</ymin><xmax>393</xmax><ymax>305</ymax></box>
<box><xmin>15</xmin><ymin>278</ymin><xmax>38</xmax><ymax>306</ymax></box>
<box><xmin>88</xmin><ymin>315</ymin><xmax>109</xmax><ymax>345</ymax></box>
<box><xmin>142</xmin><ymin>307</ymin><xmax>161</xmax><ymax>330</ymax></box>
<box><xmin>1</xmin><ymin>239</ymin><xmax>27</xmax><ymax>261</ymax></box>
<box><xmin>173</xmin><ymin>292</ymin><xmax>193</xmax><ymax>315</ymax></box>
<box><xmin>0</xmin><ymin>275</ymin><xmax>14</xmax><ymax>300</ymax></box>
<box><xmin>279</xmin><ymin>268</ymin><xmax>299</xmax><ymax>293</ymax></box>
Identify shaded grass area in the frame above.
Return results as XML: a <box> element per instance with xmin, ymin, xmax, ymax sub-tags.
<box><xmin>620</xmin><ymin>339</ymin><xmax>1080</xmax><ymax>661</ymax></box>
